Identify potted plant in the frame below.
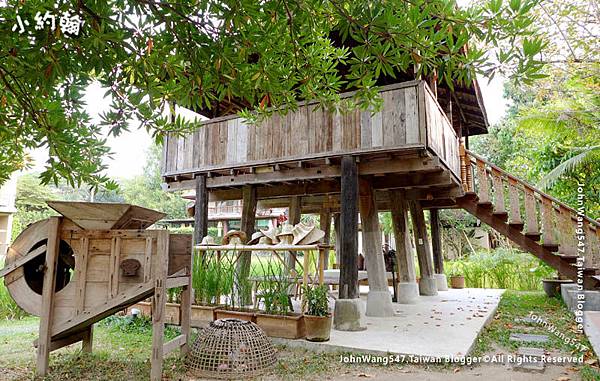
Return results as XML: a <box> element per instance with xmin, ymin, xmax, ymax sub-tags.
<box><xmin>255</xmin><ymin>273</ymin><xmax>305</xmax><ymax>339</ymax></box>
<box><xmin>302</xmin><ymin>284</ymin><xmax>331</xmax><ymax>342</ymax></box>
<box><xmin>191</xmin><ymin>257</ymin><xmax>230</xmax><ymax>326</ymax></box>
<box><xmin>448</xmin><ymin>268</ymin><xmax>465</xmax><ymax>289</ymax></box>
<box><xmin>214</xmin><ymin>258</ymin><xmax>259</xmax><ymax>322</ymax></box>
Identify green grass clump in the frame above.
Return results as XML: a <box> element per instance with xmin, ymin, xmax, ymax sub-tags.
<box><xmin>445</xmin><ymin>248</ymin><xmax>556</xmax><ymax>290</ymax></box>
<box><xmin>0</xmin><ymin>259</ymin><xmax>28</xmax><ymax>320</ymax></box>
<box><xmin>99</xmin><ymin>315</ymin><xmax>179</xmax><ymax>339</ymax></box>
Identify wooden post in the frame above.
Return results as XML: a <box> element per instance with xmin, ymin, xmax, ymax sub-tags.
<box><xmin>36</xmin><ymin>217</ymin><xmax>62</xmax><ymax>377</ymax></box>
<box><xmin>179</xmin><ymin>255</ymin><xmax>192</xmax><ymax>355</ymax></box>
<box><xmin>319</xmin><ymin>210</ymin><xmax>331</xmax><ymax>269</ymax></box>
<box><xmin>82</xmin><ymin>326</ymin><xmax>93</xmax><ymax>353</ymax></box>
<box><xmin>151</xmin><ymin>230</ymin><xmax>169</xmax><ymax>381</ymax></box>
<box><xmin>194</xmin><ymin>175</ymin><xmax>209</xmax><ymax>245</ymax></box>
<box><xmin>409</xmin><ymin>201</ymin><xmax>438</xmax><ymax>296</ymax></box>
<box><xmin>359</xmin><ymin>178</ymin><xmax>394</xmax><ymax>316</ymax></box>
<box><xmin>339</xmin><ymin>156</ymin><xmax>359</xmax><ymax>299</ymax></box>
<box><xmin>235</xmin><ymin>185</ymin><xmax>257</xmax><ymax>305</ymax></box>
<box><xmin>389</xmin><ymin>191</ymin><xmax>416</xmax><ymax>283</ymax></box>
<box><xmin>285</xmin><ymin>196</ymin><xmax>301</xmax><ymax>271</ymax></box>
<box><xmin>430</xmin><ymin>209</ymin><xmax>444</xmax><ymax>274</ymax></box>
<box><xmin>333</xmin><ymin>213</ymin><xmax>341</xmax><ymax>266</ymax></box>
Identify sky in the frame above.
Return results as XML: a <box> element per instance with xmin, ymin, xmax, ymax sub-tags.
<box><xmin>25</xmin><ymin>78</ymin><xmax>508</xmax><ymax>180</ymax></box>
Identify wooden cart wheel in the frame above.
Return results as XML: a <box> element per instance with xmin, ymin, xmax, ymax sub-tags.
<box><xmin>4</xmin><ymin>219</ymin><xmax>76</xmax><ymax>316</ymax></box>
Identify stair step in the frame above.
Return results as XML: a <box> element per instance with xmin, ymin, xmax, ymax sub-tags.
<box><xmin>477</xmin><ymin>201</ymin><xmax>494</xmax><ymax>209</ymax></box>
<box><xmin>492</xmin><ymin>211</ymin><xmax>508</xmax><ymax>222</ymax></box>
<box><xmin>557</xmin><ymin>254</ymin><xmax>579</xmax><ymax>263</ymax></box>
<box><xmin>542</xmin><ymin>243</ymin><xmax>559</xmax><ymax>252</ymax></box>
<box><xmin>508</xmin><ymin>222</ymin><xmax>525</xmax><ymax>231</ymax></box>
<box><xmin>462</xmin><ymin>192</ymin><xmax>478</xmax><ymax>201</ymax></box>
<box><xmin>524</xmin><ymin>232</ymin><xmax>542</xmax><ymax>241</ymax></box>
<box><xmin>570</xmin><ymin>265</ymin><xmax>599</xmax><ymax>274</ymax></box>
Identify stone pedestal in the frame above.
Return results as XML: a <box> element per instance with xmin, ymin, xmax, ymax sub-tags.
<box><xmin>334</xmin><ymin>299</ymin><xmax>367</xmax><ymax>331</ymax></box>
<box><xmin>366</xmin><ymin>290</ymin><xmax>395</xmax><ymax>317</ymax></box>
<box><xmin>435</xmin><ymin>274</ymin><xmax>448</xmax><ymax>291</ymax></box>
<box><xmin>419</xmin><ymin>276</ymin><xmax>438</xmax><ymax>296</ymax></box>
<box><xmin>397</xmin><ymin>282</ymin><xmax>419</xmax><ymax>304</ymax></box>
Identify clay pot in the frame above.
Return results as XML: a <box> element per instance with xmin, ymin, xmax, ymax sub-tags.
<box><xmin>450</xmin><ymin>275</ymin><xmax>465</xmax><ymax>289</ymax></box>
<box><xmin>304</xmin><ymin>314</ymin><xmax>332</xmax><ymax>342</ymax></box>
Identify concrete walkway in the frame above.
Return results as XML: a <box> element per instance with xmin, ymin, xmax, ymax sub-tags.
<box><xmin>584</xmin><ymin>311</ymin><xmax>600</xmax><ymax>356</ymax></box>
<box><xmin>278</xmin><ymin>288</ymin><xmax>504</xmax><ymax>357</ymax></box>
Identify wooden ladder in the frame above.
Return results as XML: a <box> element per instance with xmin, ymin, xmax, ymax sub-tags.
<box><xmin>457</xmin><ymin>147</ymin><xmax>600</xmax><ymax>289</ymax></box>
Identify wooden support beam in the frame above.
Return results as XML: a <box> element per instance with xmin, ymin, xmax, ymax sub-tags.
<box><xmin>333</xmin><ymin>213</ymin><xmax>341</xmax><ymax>266</ymax></box>
<box><xmin>236</xmin><ymin>185</ymin><xmax>257</xmax><ymax>306</ymax></box>
<box><xmin>82</xmin><ymin>326</ymin><xmax>93</xmax><ymax>353</ymax></box>
<box><xmin>194</xmin><ymin>175</ymin><xmax>209</xmax><ymax>245</ymax></box>
<box><xmin>389</xmin><ymin>190</ymin><xmax>417</xmax><ymax>283</ymax></box>
<box><xmin>165</xmin><ymin>276</ymin><xmax>190</xmax><ymax>289</ymax></box>
<box><xmin>285</xmin><ymin>196</ymin><xmax>302</xmax><ymax>271</ymax></box>
<box><xmin>179</xmin><ymin>276</ymin><xmax>191</xmax><ymax>355</ymax></box>
<box><xmin>36</xmin><ymin>217</ymin><xmax>62</xmax><ymax>377</ymax></box>
<box><xmin>319</xmin><ymin>210</ymin><xmax>332</xmax><ymax>269</ymax></box>
<box><xmin>163</xmin><ymin>334</ymin><xmax>187</xmax><ymax>355</ymax></box>
<box><xmin>430</xmin><ymin>209</ymin><xmax>444</xmax><ymax>274</ymax></box>
<box><xmin>167</xmin><ymin>156</ymin><xmax>443</xmax><ymax>192</ymax></box>
<box><xmin>409</xmin><ymin>201</ymin><xmax>437</xmax><ymax>295</ymax></box>
<box><xmin>359</xmin><ymin>178</ymin><xmax>394</xmax><ymax>316</ymax></box>
<box><xmin>75</xmin><ymin>238</ymin><xmax>89</xmax><ymax>314</ymax></box>
<box><xmin>0</xmin><ymin>244</ymin><xmax>47</xmax><ymax>278</ymax></box>
<box><xmin>339</xmin><ymin>156</ymin><xmax>359</xmax><ymax>299</ymax></box>
<box><xmin>151</xmin><ymin>230</ymin><xmax>170</xmax><ymax>381</ymax></box>
<box><xmin>34</xmin><ymin>329</ymin><xmax>89</xmax><ymax>352</ymax></box>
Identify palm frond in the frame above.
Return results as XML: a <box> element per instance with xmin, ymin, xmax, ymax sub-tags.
<box><xmin>539</xmin><ymin>145</ymin><xmax>600</xmax><ymax>189</ymax></box>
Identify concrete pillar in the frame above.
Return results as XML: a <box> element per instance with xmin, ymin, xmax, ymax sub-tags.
<box><xmin>359</xmin><ymin>178</ymin><xmax>394</xmax><ymax>317</ymax></box>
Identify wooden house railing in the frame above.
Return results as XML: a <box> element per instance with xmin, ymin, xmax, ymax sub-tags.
<box><xmin>460</xmin><ymin>147</ymin><xmax>600</xmax><ymax>267</ymax></box>
<box><xmin>162</xmin><ymin>80</ymin><xmax>461</xmax><ymax>182</ymax></box>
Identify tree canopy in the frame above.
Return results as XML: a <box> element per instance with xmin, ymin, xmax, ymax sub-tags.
<box><xmin>1</xmin><ymin>0</ymin><xmax>545</xmax><ymax>188</ymax></box>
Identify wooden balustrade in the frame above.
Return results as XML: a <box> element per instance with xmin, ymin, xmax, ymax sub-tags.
<box><xmin>460</xmin><ymin>148</ymin><xmax>599</xmax><ymax>267</ymax></box>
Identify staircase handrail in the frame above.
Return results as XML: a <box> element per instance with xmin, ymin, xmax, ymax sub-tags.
<box><xmin>462</xmin><ymin>148</ymin><xmax>599</xmax><ymax>229</ymax></box>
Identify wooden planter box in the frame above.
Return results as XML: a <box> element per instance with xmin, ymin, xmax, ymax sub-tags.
<box><xmin>191</xmin><ymin>304</ymin><xmax>220</xmax><ymax>327</ymax></box>
<box><xmin>256</xmin><ymin>313</ymin><xmax>305</xmax><ymax>339</ymax></box>
<box><xmin>129</xmin><ymin>302</ymin><xmax>219</xmax><ymax>327</ymax></box>
<box><xmin>214</xmin><ymin>308</ymin><xmax>257</xmax><ymax>323</ymax></box>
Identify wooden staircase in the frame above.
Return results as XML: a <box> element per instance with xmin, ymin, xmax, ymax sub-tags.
<box><xmin>456</xmin><ymin>147</ymin><xmax>600</xmax><ymax>289</ymax></box>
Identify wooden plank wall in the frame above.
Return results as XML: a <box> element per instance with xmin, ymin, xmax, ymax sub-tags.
<box><xmin>424</xmin><ymin>86</ymin><xmax>460</xmax><ymax>176</ymax></box>
<box><xmin>163</xmin><ymin>83</ymin><xmax>426</xmax><ymax>175</ymax></box>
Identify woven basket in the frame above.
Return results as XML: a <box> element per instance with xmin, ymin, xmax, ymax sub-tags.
<box><xmin>187</xmin><ymin>318</ymin><xmax>277</xmax><ymax>379</ymax></box>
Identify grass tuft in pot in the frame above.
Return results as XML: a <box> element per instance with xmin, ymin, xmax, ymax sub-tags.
<box><xmin>302</xmin><ymin>285</ymin><xmax>332</xmax><ymax>342</ymax></box>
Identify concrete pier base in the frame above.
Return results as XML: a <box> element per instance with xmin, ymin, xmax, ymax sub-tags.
<box><xmin>435</xmin><ymin>274</ymin><xmax>448</xmax><ymax>291</ymax></box>
<box><xmin>366</xmin><ymin>290</ymin><xmax>395</xmax><ymax>317</ymax></box>
<box><xmin>397</xmin><ymin>282</ymin><xmax>419</xmax><ymax>304</ymax></box>
<box><xmin>334</xmin><ymin>299</ymin><xmax>367</xmax><ymax>331</ymax></box>
<box><xmin>419</xmin><ymin>276</ymin><xmax>438</xmax><ymax>296</ymax></box>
